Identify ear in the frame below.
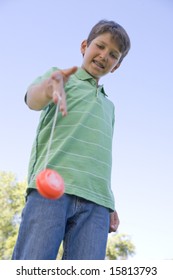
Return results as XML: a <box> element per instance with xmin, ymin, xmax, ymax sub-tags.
<box><xmin>110</xmin><ymin>63</ymin><xmax>120</xmax><ymax>73</ymax></box>
<box><xmin>80</xmin><ymin>40</ymin><xmax>87</xmax><ymax>56</ymax></box>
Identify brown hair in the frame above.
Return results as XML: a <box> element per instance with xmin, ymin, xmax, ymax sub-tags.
<box><xmin>87</xmin><ymin>20</ymin><xmax>131</xmax><ymax>63</ymax></box>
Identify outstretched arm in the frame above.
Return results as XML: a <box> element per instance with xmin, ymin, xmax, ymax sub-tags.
<box><xmin>26</xmin><ymin>66</ymin><xmax>77</xmax><ymax>116</ymax></box>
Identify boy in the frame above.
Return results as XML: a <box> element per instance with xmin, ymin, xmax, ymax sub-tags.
<box><xmin>12</xmin><ymin>19</ymin><xmax>131</xmax><ymax>260</ymax></box>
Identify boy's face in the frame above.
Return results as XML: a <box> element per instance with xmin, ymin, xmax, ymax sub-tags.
<box><xmin>81</xmin><ymin>32</ymin><xmax>122</xmax><ymax>81</ymax></box>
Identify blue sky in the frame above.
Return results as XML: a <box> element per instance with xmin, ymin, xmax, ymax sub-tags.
<box><xmin>0</xmin><ymin>0</ymin><xmax>173</xmax><ymax>259</ymax></box>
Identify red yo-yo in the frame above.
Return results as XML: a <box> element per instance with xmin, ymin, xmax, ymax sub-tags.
<box><xmin>36</xmin><ymin>168</ymin><xmax>65</xmax><ymax>199</ymax></box>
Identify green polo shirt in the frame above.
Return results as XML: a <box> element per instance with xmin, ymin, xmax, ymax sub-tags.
<box><xmin>27</xmin><ymin>67</ymin><xmax>115</xmax><ymax>211</ymax></box>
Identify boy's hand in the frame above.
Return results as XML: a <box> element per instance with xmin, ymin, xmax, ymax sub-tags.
<box><xmin>51</xmin><ymin>66</ymin><xmax>77</xmax><ymax>116</ymax></box>
<box><xmin>109</xmin><ymin>210</ymin><xmax>120</xmax><ymax>232</ymax></box>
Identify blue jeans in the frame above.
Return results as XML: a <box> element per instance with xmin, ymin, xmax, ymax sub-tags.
<box><xmin>12</xmin><ymin>190</ymin><xmax>110</xmax><ymax>260</ymax></box>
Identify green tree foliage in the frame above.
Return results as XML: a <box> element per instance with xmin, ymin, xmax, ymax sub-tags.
<box><xmin>106</xmin><ymin>233</ymin><xmax>135</xmax><ymax>260</ymax></box>
<box><xmin>56</xmin><ymin>234</ymin><xmax>135</xmax><ymax>260</ymax></box>
<box><xmin>0</xmin><ymin>171</ymin><xmax>25</xmax><ymax>260</ymax></box>
<box><xmin>0</xmin><ymin>171</ymin><xmax>135</xmax><ymax>260</ymax></box>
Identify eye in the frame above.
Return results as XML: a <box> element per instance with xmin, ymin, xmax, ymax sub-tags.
<box><xmin>110</xmin><ymin>52</ymin><xmax>118</xmax><ymax>59</ymax></box>
<box><xmin>96</xmin><ymin>44</ymin><xmax>104</xmax><ymax>49</ymax></box>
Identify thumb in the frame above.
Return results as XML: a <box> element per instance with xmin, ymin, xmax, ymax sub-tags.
<box><xmin>61</xmin><ymin>66</ymin><xmax>78</xmax><ymax>82</ymax></box>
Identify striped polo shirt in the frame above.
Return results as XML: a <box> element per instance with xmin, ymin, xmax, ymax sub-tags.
<box><xmin>27</xmin><ymin>67</ymin><xmax>115</xmax><ymax>211</ymax></box>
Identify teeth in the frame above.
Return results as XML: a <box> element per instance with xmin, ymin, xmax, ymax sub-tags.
<box><xmin>94</xmin><ymin>60</ymin><xmax>104</xmax><ymax>69</ymax></box>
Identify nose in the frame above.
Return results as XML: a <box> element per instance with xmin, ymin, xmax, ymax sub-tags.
<box><xmin>99</xmin><ymin>50</ymin><xmax>109</xmax><ymax>61</ymax></box>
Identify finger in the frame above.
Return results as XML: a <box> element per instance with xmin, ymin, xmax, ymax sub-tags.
<box><xmin>52</xmin><ymin>91</ymin><xmax>61</xmax><ymax>104</ymax></box>
<box><xmin>61</xmin><ymin>66</ymin><xmax>78</xmax><ymax>82</ymax></box>
<box><xmin>109</xmin><ymin>220</ymin><xmax>119</xmax><ymax>232</ymax></box>
<box><xmin>60</xmin><ymin>90</ymin><xmax>67</xmax><ymax>116</ymax></box>
<box><xmin>109</xmin><ymin>222</ymin><xmax>119</xmax><ymax>233</ymax></box>
<box><xmin>51</xmin><ymin>67</ymin><xmax>77</xmax><ymax>83</ymax></box>
<box><xmin>53</xmin><ymin>95</ymin><xmax>67</xmax><ymax>116</ymax></box>
<box><xmin>51</xmin><ymin>72</ymin><xmax>63</xmax><ymax>83</ymax></box>
<box><xmin>109</xmin><ymin>226</ymin><xmax>116</xmax><ymax>233</ymax></box>
<box><xmin>109</xmin><ymin>211</ymin><xmax>120</xmax><ymax>232</ymax></box>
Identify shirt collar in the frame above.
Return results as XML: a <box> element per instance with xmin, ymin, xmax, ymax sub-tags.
<box><xmin>74</xmin><ymin>68</ymin><xmax>108</xmax><ymax>96</ymax></box>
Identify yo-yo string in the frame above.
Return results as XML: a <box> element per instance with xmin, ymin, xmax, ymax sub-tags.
<box><xmin>43</xmin><ymin>94</ymin><xmax>62</xmax><ymax>170</ymax></box>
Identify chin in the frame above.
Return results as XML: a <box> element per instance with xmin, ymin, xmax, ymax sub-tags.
<box><xmin>82</xmin><ymin>66</ymin><xmax>101</xmax><ymax>81</ymax></box>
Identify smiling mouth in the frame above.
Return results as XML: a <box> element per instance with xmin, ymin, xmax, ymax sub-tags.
<box><xmin>93</xmin><ymin>60</ymin><xmax>105</xmax><ymax>69</ymax></box>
